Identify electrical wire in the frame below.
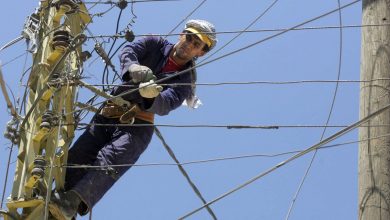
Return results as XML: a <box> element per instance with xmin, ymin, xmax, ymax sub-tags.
<box><xmin>84</xmin><ymin>0</ymin><xmax>181</xmax><ymax>4</ymax></box>
<box><xmin>1</xmin><ymin>52</ymin><xmax>28</xmax><ymax>67</ymax></box>
<box><xmin>285</xmin><ymin>1</ymin><xmax>344</xmax><ymax>219</ymax></box>
<box><xmin>199</xmin><ymin>0</ymin><xmax>281</xmax><ymax>64</ymax></box>
<box><xmin>84</xmin><ymin>23</ymin><xmax>390</xmax><ymax>39</ymax></box>
<box><xmin>155</xmin><ymin>128</ymin><xmax>218</xmax><ymax>220</ymax></box>
<box><xmin>0</xmin><ymin>143</ymin><xmax>14</xmax><ymax>209</ymax></box>
<box><xmin>71</xmin><ymin>78</ymin><xmax>390</xmax><ymax>88</ymax></box>
<box><xmin>0</xmin><ymin>0</ymin><xmax>365</xmax><ymax>218</ymax></box>
<box><xmin>164</xmin><ymin>0</ymin><xmax>207</xmax><ymax>38</ymax></box>
<box><xmin>60</xmin><ymin>122</ymin><xmax>390</xmax><ymax>129</ymax></box>
<box><xmin>101</xmin><ymin>8</ymin><xmax>124</xmax><ymax>91</ymax></box>
<box><xmin>178</xmin><ymin>103</ymin><xmax>390</xmax><ymax>219</ymax></box>
<box><xmin>67</xmin><ymin>0</ymin><xmax>362</xmax><ymax>116</ymax></box>
<box><xmin>58</xmin><ymin>124</ymin><xmax>390</xmax><ymax>169</ymax></box>
<box><xmin>0</xmin><ymin>36</ymin><xmax>24</xmax><ymax>53</ymax></box>
<box><xmin>0</xmin><ymin>42</ymin><xmax>30</xmax><ymax>209</ymax></box>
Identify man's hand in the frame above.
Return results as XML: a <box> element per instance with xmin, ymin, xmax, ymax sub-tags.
<box><xmin>128</xmin><ymin>64</ymin><xmax>156</xmax><ymax>83</ymax></box>
<box><xmin>139</xmin><ymin>80</ymin><xmax>163</xmax><ymax>98</ymax></box>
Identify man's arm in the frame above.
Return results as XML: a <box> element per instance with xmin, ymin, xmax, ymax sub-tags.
<box><xmin>143</xmin><ymin>74</ymin><xmax>192</xmax><ymax>116</ymax></box>
<box><xmin>119</xmin><ymin>36</ymin><xmax>160</xmax><ymax>82</ymax></box>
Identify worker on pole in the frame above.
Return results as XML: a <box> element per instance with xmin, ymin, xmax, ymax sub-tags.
<box><xmin>49</xmin><ymin>19</ymin><xmax>217</xmax><ymax>219</ymax></box>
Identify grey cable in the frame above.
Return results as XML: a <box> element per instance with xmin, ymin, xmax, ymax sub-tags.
<box><xmin>58</xmin><ymin>132</ymin><xmax>390</xmax><ymax>169</ymax></box>
<box><xmin>164</xmin><ymin>0</ymin><xmax>207</xmax><ymax>38</ymax></box>
<box><xmin>199</xmin><ymin>0</ymin><xmax>281</xmax><ymax>64</ymax></box>
<box><xmin>85</xmin><ymin>23</ymin><xmax>390</xmax><ymax>39</ymax></box>
<box><xmin>155</xmin><ymin>128</ymin><xmax>218</xmax><ymax>220</ymax></box>
<box><xmin>67</xmin><ymin>0</ymin><xmax>362</xmax><ymax>116</ymax></box>
<box><xmin>74</xmin><ymin>78</ymin><xmax>390</xmax><ymax>88</ymax></box>
<box><xmin>178</xmin><ymin>103</ymin><xmax>390</xmax><ymax>220</ymax></box>
<box><xmin>0</xmin><ymin>36</ymin><xmax>24</xmax><ymax>53</ymax></box>
<box><xmin>285</xmin><ymin>1</ymin><xmax>344</xmax><ymax>219</ymax></box>
<box><xmin>1</xmin><ymin>52</ymin><xmax>28</xmax><ymax>67</ymax></box>
<box><xmin>62</xmin><ymin>122</ymin><xmax>390</xmax><ymax>129</ymax></box>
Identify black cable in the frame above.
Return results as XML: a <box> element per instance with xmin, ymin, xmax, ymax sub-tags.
<box><xmin>110</xmin><ymin>41</ymin><xmax>127</xmax><ymax>83</ymax></box>
<box><xmin>102</xmin><ymin>8</ymin><xmax>123</xmax><ymax>91</ymax></box>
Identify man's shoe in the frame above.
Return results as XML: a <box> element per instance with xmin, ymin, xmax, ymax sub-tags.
<box><xmin>49</xmin><ymin>190</ymin><xmax>81</xmax><ymax>220</ymax></box>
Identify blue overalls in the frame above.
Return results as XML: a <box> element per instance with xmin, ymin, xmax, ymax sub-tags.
<box><xmin>65</xmin><ymin>36</ymin><xmax>193</xmax><ymax>214</ymax></box>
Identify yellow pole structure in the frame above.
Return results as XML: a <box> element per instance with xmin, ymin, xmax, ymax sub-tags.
<box><xmin>5</xmin><ymin>1</ymin><xmax>91</xmax><ymax>219</ymax></box>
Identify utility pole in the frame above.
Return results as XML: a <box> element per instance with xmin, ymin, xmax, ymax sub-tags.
<box><xmin>3</xmin><ymin>1</ymin><xmax>90</xmax><ymax>219</ymax></box>
<box><xmin>359</xmin><ymin>0</ymin><xmax>390</xmax><ymax>219</ymax></box>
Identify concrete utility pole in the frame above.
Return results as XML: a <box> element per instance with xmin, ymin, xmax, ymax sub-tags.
<box><xmin>359</xmin><ymin>0</ymin><xmax>390</xmax><ymax>219</ymax></box>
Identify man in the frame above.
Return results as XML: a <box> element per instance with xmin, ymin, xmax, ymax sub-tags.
<box><xmin>50</xmin><ymin>19</ymin><xmax>217</xmax><ymax>219</ymax></box>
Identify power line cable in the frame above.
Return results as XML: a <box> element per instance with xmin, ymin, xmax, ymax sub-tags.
<box><xmin>199</xmin><ymin>0</ymin><xmax>280</xmax><ymax>64</ymax></box>
<box><xmin>72</xmin><ymin>78</ymin><xmax>390</xmax><ymax>88</ymax></box>
<box><xmin>58</xmin><ymin>132</ymin><xmax>390</xmax><ymax>169</ymax></box>
<box><xmin>84</xmin><ymin>23</ymin><xmax>390</xmax><ymax>39</ymax></box>
<box><xmin>67</xmin><ymin>0</ymin><xmax>362</xmax><ymax>116</ymax></box>
<box><xmin>61</xmin><ymin>122</ymin><xmax>390</xmax><ymax>129</ymax></box>
<box><xmin>178</xmin><ymin>102</ymin><xmax>390</xmax><ymax>219</ymax></box>
<box><xmin>0</xmin><ymin>36</ymin><xmax>24</xmax><ymax>53</ymax></box>
<box><xmin>84</xmin><ymin>0</ymin><xmax>181</xmax><ymax>4</ymax></box>
<box><xmin>1</xmin><ymin>52</ymin><xmax>28</xmax><ymax>67</ymax></box>
<box><xmin>155</xmin><ymin>128</ymin><xmax>218</xmax><ymax>220</ymax></box>
<box><xmin>164</xmin><ymin>0</ymin><xmax>207</xmax><ymax>38</ymax></box>
<box><xmin>285</xmin><ymin>1</ymin><xmax>344</xmax><ymax>219</ymax></box>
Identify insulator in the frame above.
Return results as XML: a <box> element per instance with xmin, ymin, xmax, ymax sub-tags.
<box><xmin>48</xmin><ymin>72</ymin><xmax>62</xmax><ymax>88</ymax></box>
<box><xmin>40</xmin><ymin>111</ymin><xmax>55</xmax><ymax>128</ymax></box>
<box><xmin>125</xmin><ymin>30</ymin><xmax>135</xmax><ymax>42</ymax></box>
<box><xmin>34</xmin><ymin>157</ymin><xmax>46</xmax><ymax>169</ymax></box>
<box><xmin>116</xmin><ymin>0</ymin><xmax>128</xmax><ymax>9</ymax></box>
<box><xmin>53</xmin><ymin>0</ymin><xmax>78</xmax><ymax>12</ymax></box>
<box><xmin>39</xmin><ymin>121</ymin><xmax>51</xmax><ymax>129</ymax></box>
<box><xmin>52</xmin><ymin>72</ymin><xmax>60</xmax><ymax>79</ymax></box>
<box><xmin>52</xmin><ymin>30</ymin><xmax>71</xmax><ymax>50</ymax></box>
<box><xmin>42</xmin><ymin>111</ymin><xmax>54</xmax><ymax>120</ymax></box>
<box><xmin>95</xmin><ymin>43</ymin><xmax>113</xmax><ymax>67</ymax></box>
<box><xmin>31</xmin><ymin>157</ymin><xmax>46</xmax><ymax>177</ymax></box>
<box><xmin>31</xmin><ymin>167</ymin><xmax>44</xmax><ymax>178</ymax></box>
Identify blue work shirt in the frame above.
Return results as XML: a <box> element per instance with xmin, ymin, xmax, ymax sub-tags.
<box><xmin>114</xmin><ymin>36</ymin><xmax>193</xmax><ymax>116</ymax></box>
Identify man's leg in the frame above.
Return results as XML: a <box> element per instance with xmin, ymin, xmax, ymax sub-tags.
<box><xmin>70</xmin><ymin>123</ymin><xmax>154</xmax><ymax>215</ymax></box>
<box><xmin>65</xmin><ymin>115</ymin><xmax>114</xmax><ymax>190</ymax></box>
<box><xmin>51</xmin><ymin>116</ymin><xmax>116</xmax><ymax>220</ymax></box>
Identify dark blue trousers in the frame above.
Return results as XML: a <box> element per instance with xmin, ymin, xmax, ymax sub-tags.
<box><xmin>65</xmin><ymin>115</ymin><xmax>154</xmax><ymax>215</ymax></box>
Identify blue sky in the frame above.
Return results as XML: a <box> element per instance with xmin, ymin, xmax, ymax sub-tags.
<box><xmin>0</xmin><ymin>0</ymin><xmax>362</xmax><ymax>219</ymax></box>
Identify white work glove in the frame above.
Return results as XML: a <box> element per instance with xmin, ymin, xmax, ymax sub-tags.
<box><xmin>128</xmin><ymin>64</ymin><xmax>156</xmax><ymax>83</ymax></box>
<box><xmin>139</xmin><ymin>80</ymin><xmax>163</xmax><ymax>98</ymax></box>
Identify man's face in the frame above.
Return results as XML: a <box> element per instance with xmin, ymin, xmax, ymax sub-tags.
<box><xmin>174</xmin><ymin>31</ymin><xmax>207</xmax><ymax>61</ymax></box>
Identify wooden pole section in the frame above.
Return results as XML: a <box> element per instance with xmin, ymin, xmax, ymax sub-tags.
<box><xmin>359</xmin><ymin>0</ymin><xmax>390</xmax><ymax>219</ymax></box>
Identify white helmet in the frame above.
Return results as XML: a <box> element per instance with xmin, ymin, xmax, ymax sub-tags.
<box><xmin>184</xmin><ymin>19</ymin><xmax>217</xmax><ymax>51</ymax></box>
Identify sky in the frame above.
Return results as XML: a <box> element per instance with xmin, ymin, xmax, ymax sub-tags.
<box><xmin>0</xmin><ymin>0</ymin><xmax>363</xmax><ymax>219</ymax></box>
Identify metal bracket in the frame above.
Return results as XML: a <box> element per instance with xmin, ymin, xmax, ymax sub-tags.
<box><xmin>22</xmin><ymin>9</ymin><xmax>40</xmax><ymax>53</ymax></box>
